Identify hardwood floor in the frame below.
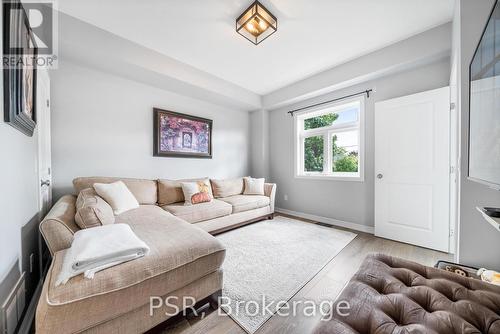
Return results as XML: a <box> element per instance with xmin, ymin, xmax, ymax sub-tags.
<box><xmin>161</xmin><ymin>213</ymin><xmax>453</xmax><ymax>334</ymax></box>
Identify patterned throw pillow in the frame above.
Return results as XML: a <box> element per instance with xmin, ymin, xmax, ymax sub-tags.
<box><xmin>75</xmin><ymin>188</ymin><xmax>115</xmax><ymax>229</ymax></box>
<box><xmin>181</xmin><ymin>180</ymin><xmax>213</xmax><ymax>205</ymax></box>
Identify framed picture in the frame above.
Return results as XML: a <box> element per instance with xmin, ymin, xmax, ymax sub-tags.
<box><xmin>3</xmin><ymin>1</ymin><xmax>37</xmax><ymax>136</ymax></box>
<box><xmin>153</xmin><ymin>108</ymin><xmax>212</xmax><ymax>158</ymax></box>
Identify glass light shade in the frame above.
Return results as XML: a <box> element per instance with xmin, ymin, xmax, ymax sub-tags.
<box><xmin>236</xmin><ymin>1</ymin><xmax>277</xmax><ymax>45</ymax></box>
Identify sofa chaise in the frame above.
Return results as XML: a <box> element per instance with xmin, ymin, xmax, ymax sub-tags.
<box><xmin>36</xmin><ymin>176</ymin><xmax>276</xmax><ymax>334</ymax></box>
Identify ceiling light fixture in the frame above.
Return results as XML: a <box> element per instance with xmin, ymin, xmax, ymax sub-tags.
<box><xmin>236</xmin><ymin>1</ymin><xmax>277</xmax><ymax>45</ymax></box>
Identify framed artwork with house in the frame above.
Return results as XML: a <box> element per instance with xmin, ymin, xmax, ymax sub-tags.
<box><xmin>153</xmin><ymin>108</ymin><xmax>212</xmax><ymax>158</ymax></box>
<box><xmin>3</xmin><ymin>0</ymin><xmax>38</xmax><ymax>137</ymax></box>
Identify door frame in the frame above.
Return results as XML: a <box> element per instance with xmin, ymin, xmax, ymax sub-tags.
<box><xmin>449</xmin><ymin>53</ymin><xmax>460</xmax><ymax>255</ymax></box>
<box><xmin>36</xmin><ymin>67</ymin><xmax>52</xmax><ymax>217</ymax></box>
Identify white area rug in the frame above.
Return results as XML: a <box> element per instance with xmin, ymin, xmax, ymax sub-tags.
<box><xmin>216</xmin><ymin>216</ymin><xmax>357</xmax><ymax>333</ymax></box>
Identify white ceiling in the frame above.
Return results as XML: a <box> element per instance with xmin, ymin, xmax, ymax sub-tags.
<box><xmin>58</xmin><ymin>0</ymin><xmax>454</xmax><ymax>95</ymax></box>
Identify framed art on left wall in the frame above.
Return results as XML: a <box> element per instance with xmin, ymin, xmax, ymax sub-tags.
<box><xmin>3</xmin><ymin>1</ymin><xmax>37</xmax><ymax>136</ymax></box>
<box><xmin>153</xmin><ymin>108</ymin><xmax>213</xmax><ymax>158</ymax></box>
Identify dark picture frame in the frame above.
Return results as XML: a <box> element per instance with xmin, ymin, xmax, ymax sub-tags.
<box><xmin>153</xmin><ymin>108</ymin><xmax>213</xmax><ymax>158</ymax></box>
<box><xmin>3</xmin><ymin>0</ymin><xmax>37</xmax><ymax>137</ymax></box>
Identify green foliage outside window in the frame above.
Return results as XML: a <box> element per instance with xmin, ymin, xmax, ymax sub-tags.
<box><xmin>334</xmin><ymin>150</ymin><xmax>359</xmax><ymax>172</ymax></box>
<box><xmin>304</xmin><ymin>113</ymin><xmax>338</xmax><ymax>130</ymax></box>
<box><xmin>332</xmin><ymin>135</ymin><xmax>358</xmax><ymax>173</ymax></box>
<box><xmin>304</xmin><ymin>136</ymin><xmax>323</xmax><ymax>172</ymax></box>
<box><xmin>303</xmin><ymin>113</ymin><xmax>358</xmax><ymax>173</ymax></box>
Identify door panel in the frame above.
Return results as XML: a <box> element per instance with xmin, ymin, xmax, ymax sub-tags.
<box><xmin>375</xmin><ymin>87</ymin><xmax>450</xmax><ymax>252</ymax></box>
<box><xmin>387</xmin><ymin>184</ymin><xmax>432</xmax><ymax>230</ymax></box>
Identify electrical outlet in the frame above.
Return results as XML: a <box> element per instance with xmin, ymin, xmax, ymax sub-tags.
<box><xmin>284</xmin><ymin>194</ymin><xmax>288</xmax><ymax>201</ymax></box>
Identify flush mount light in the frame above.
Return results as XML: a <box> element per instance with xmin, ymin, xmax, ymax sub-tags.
<box><xmin>236</xmin><ymin>1</ymin><xmax>277</xmax><ymax>45</ymax></box>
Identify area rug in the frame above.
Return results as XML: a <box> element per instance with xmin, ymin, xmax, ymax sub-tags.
<box><xmin>216</xmin><ymin>216</ymin><xmax>357</xmax><ymax>333</ymax></box>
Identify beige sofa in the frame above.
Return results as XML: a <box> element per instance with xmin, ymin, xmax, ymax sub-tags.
<box><xmin>36</xmin><ymin>176</ymin><xmax>276</xmax><ymax>334</ymax></box>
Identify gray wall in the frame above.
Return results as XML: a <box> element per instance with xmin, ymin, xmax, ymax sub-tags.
<box><xmin>249</xmin><ymin>109</ymin><xmax>270</xmax><ymax>179</ymax></box>
<box><xmin>51</xmin><ymin>61</ymin><xmax>250</xmax><ymax>198</ymax></box>
<box><xmin>457</xmin><ymin>0</ymin><xmax>500</xmax><ymax>270</ymax></box>
<box><xmin>268</xmin><ymin>59</ymin><xmax>451</xmax><ymax>228</ymax></box>
<box><xmin>263</xmin><ymin>23</ymin><xmax>452</xmax><ymax>109</ymax></box>
<box><xmin>0</xmin><ymin>15</ymin><xmax>39</xmax><ymax>285</ymax></box>
<box><xmin>0</xmin><ymin>118</ymin><xmax>39</xmax><ymax>280</ymax></box>
<box><xmin>0</xmin><ymin>10</ymin><xmax>43</xmax><ymax>330</ymax></box>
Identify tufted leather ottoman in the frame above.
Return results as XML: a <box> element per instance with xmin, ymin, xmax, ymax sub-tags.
<box><xmin>314</xmin><ymin>254</ymin><xmax>500</xmax><ymax>334</ymax></box>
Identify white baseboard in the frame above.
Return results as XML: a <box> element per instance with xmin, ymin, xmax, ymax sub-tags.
<box><xmin>275</xmin><ymin>208</ymin><xmax>375</xmax><ymax>234</ymax></box>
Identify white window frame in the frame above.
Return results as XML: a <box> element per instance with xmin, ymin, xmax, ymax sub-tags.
<box><xmin>294</xmin><ymin>96</ymin><xmax>365</xmax><ymax>181</ymax></box>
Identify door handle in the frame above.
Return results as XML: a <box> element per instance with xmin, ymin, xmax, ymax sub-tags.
<box><xmin>41</xmin><ymin>180</ymin><xmax>51</xmax><ymax>187</ymax></box>
<box><xmin>377</xmin><ymin>174</ymin><xmax>383</xmax><ymax>179</ymax></box>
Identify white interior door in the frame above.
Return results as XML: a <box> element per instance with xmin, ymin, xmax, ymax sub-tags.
<box><xmin>375</xmin><ymin>87</ymin><xmax>450</xmax><ymax>252</ymax></box>
<box><xmin>37</xmin><ymin>68</ymin><xmax>52</xmax><ymax>217</ymax></box>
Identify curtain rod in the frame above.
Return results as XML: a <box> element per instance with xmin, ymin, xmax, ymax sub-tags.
<box><xmin>287</xmin><ymin>89</ymin><xmax>373</xmax><ymax>116</ymax></box>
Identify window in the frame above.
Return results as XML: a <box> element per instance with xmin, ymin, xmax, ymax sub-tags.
<box><xmin>294</xmin><ymin>97</ymin><xmax>364</xmax><ymax>181</ymax></box>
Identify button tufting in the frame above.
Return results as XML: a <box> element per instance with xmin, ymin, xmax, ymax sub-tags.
<box><xmin>313</xmin><ymin>254</ymin><xmax>500</xmax><ymax>334</ymax></box>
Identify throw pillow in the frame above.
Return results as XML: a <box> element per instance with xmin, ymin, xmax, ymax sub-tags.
<box><xmin>75</xmin><ymin>188</ymin><xmax>115</xmax><ymax>229</ymax></box>
<box><xmin>181</xmin><ymin>180</ymin><xmax>213</xmax><ymax>205</ymax></box>
<box><xmin>157</xmin><ymin>177</ymin><xmax>213</xmax><ymax>205</ymax></box>
<box><xmin>210</xmin><ymin>178</ymin><xmax>244</xmax><ymax>198</ymax></box>
<box><xmin>93</xmin><ymin>181</ymin><xmax>139</xmax><ymax>215</ymax></box>
<box><xmin>243</xmin><ymin>177</ymin><xmax>265</xmax><ymax>195</ymax></box>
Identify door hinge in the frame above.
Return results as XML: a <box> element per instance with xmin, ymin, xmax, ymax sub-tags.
<box><xmin>450</xmin><ymin>166</ymin><xmax>455</xmax><ymax>174</ymax></box>
<box><xmin>449</xmin><ymin>228</ymin><xmax>455</xmax><ymax>237</ymax></box>
<box><xmin>450</xmin><ymin>102</ymin><xmax>456</xmax><ymax>111</ymax></box>
<box><xmin>46</xmin><ymin>99</ymin><xmax>49</xmax><ymax>108</ymax></box>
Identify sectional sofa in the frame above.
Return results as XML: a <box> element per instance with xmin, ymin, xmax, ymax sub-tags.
<box><xmin>36</xmin><ymin>176</ymin><xmax>276</xmax><ymax>334</ymax></box>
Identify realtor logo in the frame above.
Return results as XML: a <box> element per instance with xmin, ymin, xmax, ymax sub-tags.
<box><xmin>2</xmin><ymin>0</ymin><xmax>58</xmax><ymax>68</ymax></box>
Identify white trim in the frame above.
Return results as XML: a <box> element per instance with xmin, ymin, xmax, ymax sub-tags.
<box><xmin>276</xmin><ymin>208</ymin><xmax>374</xmax><ymax>234</ymax></box>
<box><xmin>294</xmin><ymin>95</ymin><xmax>365</xmax><ymax>182</ymax></box>
<box><xmin>294</xmin><ymin>174</ymin><xmax>365</xmax><ymax>182</ymax></box>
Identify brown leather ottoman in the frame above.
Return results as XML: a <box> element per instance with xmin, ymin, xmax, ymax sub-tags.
<box><xmin>314</xmin><ymin>254</ymin><xmax>500</xmax><ymax>334</ymax></box>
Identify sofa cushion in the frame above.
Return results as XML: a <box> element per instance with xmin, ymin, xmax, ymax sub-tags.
<box><xmin>73</xmin><ymin>177</ymin><xmax>157</xmax><ymax>205</ymax></box>
<box><xmin>219</xmin><ymin>195</ymin><xmax>270</xmax><ymax>213</ymax></box>
<box><xmin>94</xmin><ymin>181</ymin><xmax>140</xmax><ymax>215</ymax></box>
<box><xmin>210</xmin><ymin>177</ymin><xmax>244</xmax><ymax>198</ymax></box>
<box><xmin>39</xmin><ymin>206</ymin><xmax>225</xmax><ymax>333</ymax></box>
<box><xmin>75</xmin><ymin>188</ymin><xmax>115</xmax><ymax>229</ymax></box>
<box><xmin>157</xmin><ymin>178</ymin><xmax>212</xmax><ymax>206</ymax></box>
<box><xmin>162</xmin><ymin>199</ymin><xmax>232</xmax><ymax>223</ymax></box>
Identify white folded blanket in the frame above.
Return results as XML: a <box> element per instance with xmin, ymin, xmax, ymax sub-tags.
<box><xmin>56</xmin><ymin>224</ymin><xmax>150</xmax><ymax>285</ymax></box>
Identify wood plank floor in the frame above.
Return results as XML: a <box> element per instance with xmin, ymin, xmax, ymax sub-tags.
<box><xmin>161</xmin><ymin>213</ymin><xmax>453</xmax><ymax>334</ymax></box>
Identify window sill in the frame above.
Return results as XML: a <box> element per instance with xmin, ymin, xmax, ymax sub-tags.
<box><xmin>295</xmin><ymin>173</ymin><xmax>364</xmax><ymax>182</ymax></box>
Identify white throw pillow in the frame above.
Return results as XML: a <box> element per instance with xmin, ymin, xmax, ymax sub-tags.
<box><xmin>93</xmin><ymin>181</ymin><xmax>139</xmax><ymax>215</ymax></box>
<box><xmin>181</xmin><ymin>179</ymin><xmax>213</xmax><ymax>205</ymax></box>
<box><xmin>243</xmin><ymin>177</ymin><xmax>265</xmax><ymax>195</ymax></box>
